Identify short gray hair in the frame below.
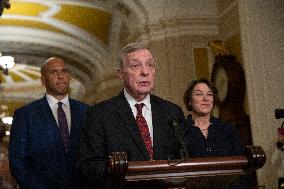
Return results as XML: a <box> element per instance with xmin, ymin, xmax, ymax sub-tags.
<box><xmin>117</xmin><ymin>42</ymin><xmax>154</xmax><ymax>68</ymax></box>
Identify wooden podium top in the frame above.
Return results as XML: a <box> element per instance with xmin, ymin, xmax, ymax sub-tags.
<box><xmin>108</xmin><ymin>146</ymin><xmax>265</xmax><ymax>189</ymax></box>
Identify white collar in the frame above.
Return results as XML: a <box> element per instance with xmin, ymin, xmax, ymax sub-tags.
<box><xmin>123</xmin><ymin>89</ymin><xmax>151</xmax><ymax>110</ymax></box>
<box><xmin>46</xmin><ymin>94</ymin><xmax>69</xmax><ymax>107</ymax></box>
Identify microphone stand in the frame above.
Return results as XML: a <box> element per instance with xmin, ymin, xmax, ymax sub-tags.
<box><xmin>168</xmin><ymin>117</ymin><xmax>189</xmax><ymax>159</ymax></box>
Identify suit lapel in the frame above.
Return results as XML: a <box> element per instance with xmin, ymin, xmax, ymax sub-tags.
<box><xmin>39</xmin><ymin>97</ymin><xmax>58</xmax><ymax>129</ymax></box>
<box><xmin>151</xmin><ymin>96</ymin><xmax>168</xmax><ymax>159</ymax></box>
<box><xmin>69</xmin><ymin>99</ymin><xmax>80</xmax><ymax>154</ymax></box>
<box><xmin>115</xmin><ymin>92</ymin><xmax>150</xmax><ymax>159</ymax></box>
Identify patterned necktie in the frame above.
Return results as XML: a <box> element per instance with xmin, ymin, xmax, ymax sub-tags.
<box><xmin>135</xmin><ymin>103</ymin><xmax>153</xmax><ymax>159</ymax></box>
<box><xmin>57</xmin><ymin>102</ymin><xmax>69</xmax><ymax>152</ymax></box>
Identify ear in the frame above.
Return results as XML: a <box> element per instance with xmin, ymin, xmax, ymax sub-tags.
<box><xmin>67</xmin><ymin>73</ymin><xmax>71</xmax><ymax>80</ymax></box>
<box><xmin>117</xmin><ymin>68</ymin><xmax>123</xmax><ymax>80</ymax></box>
<box><xmin>41</xmin><ymin>76</ymin><xmax>46</xmax><ymax>86</ymax></box>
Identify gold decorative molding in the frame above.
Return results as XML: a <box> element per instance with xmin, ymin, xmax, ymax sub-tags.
<box><xmin>1</xmin><ymin>0</ymin><xmax>112</xmax><ymax>44</ymax></box>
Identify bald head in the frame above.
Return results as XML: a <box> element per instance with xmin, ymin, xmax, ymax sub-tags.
<box><xmin>40</xmin><ymin>57</ymin><xmax>71</xmax><ymax>100</ymax></box>
<box><xmin>41</xmin><ymin>57</ymin><xmax>65</xmax><ymax>76</ymax></box>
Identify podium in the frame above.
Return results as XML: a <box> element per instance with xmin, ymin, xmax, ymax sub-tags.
<box><xmin>108</xmin><ymin>146</ymin><xmax>266</xmax><ymax>189</ymax></box>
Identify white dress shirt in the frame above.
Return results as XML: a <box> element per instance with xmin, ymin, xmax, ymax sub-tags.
<box><xmin>46</xmin><ymin>94</ymin><xmax>71</xmax><ymax>132</ymax></box>
<box><xmin>124</xmin><ymin>89</ymin><xmax>153</xmax><ymax>144</ymax></box>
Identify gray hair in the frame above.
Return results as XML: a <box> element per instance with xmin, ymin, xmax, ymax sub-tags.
<box><xmin>117</xmin><ymin>42</ymin><xmax>154</xmax><ymax>69</ymax></box>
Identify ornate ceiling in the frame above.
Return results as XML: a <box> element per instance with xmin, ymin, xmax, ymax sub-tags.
<box><xmin>0</xmin><ymin>0</ymin><xmax>149</xmax><ymax>116</ymax></box>
<box><xmin>0</xmin><ymin>0</ymin><xmax>218</xmax><ymax>116</ymax></box>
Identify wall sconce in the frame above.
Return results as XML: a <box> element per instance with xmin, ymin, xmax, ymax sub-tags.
<box><xmin>0</xmin><ymin>105</ymin><xmax>12</xmax><ymax>138</ymax></box>
<box><xmin>2</xmin><ymin>117</ymin><xmax>12</xmax><ymax>125</ymax></box>
<box><xmin>0</xmin><ymin>117</ymin><xmax>12</xmax><ymax>137</ymax></box>
<box><xmin>0</xmin><ymin>52</ymin><xmax>15</xmax><ymax>75</ymax></box>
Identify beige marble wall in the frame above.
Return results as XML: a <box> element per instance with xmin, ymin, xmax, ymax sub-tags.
<box><xmin>219</xmin><ymin>1</ymin><xmax>240</xmax><ymax>40</ymax></box>
<box><xmin>151</xmin><ymin>36</ymin><xmax>194</xmax><ymax>111</ymax></box>
<box><xmin>239</xmin><ymin>1</ymin><xmax>284</xmax><ymax>188</ymax></box>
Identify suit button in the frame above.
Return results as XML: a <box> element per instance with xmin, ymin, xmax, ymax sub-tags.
<box><xmin>206</xmin><ymin>147</ymin><xmax>212</xmax><ymax>152</ymax></box>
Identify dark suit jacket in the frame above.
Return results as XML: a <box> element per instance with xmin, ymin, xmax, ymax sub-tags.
<box><xmin>9</xmin><ymin>96</ymin><xmax>89</xmax><ymax>189</ymax></box>
<box><xmin>184</xmin><ymin>116</ymin><xmax>244</xmax><ymax>157</ymax></box>
<box><xmin>79</xmin><ymin>91</ymin><xmax>185</xmax><ymax>189</ymax></box>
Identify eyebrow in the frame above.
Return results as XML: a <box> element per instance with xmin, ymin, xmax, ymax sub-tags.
<box><xmin>128</xmin><ymin>58</ymin><xmax>154</xmax><ymax>62</ymax></box>
<box><xmin>45</xmin><ymin>67</ymin><xmax>68</xmax><ymax>70</ymax></box>
<box><xmin>193</xmin><ymin>89</ymin><xmax>213</xmax><ymax>93</ymax></box>
<box><xmin>128</xmin><ymin>58</ymin><xmax>140</xmax><ymax>63</ymax></box>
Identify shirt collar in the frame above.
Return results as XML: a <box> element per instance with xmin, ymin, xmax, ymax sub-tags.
<box><xmin>46</xmin><ymin>94</ymin><xmax>69</xmax><ymax>107</ymax></box>
<box><xmin>123</xmin><ymin>88</ymin><xmax>151</xmax><ymax>110</ymax></box>
<box><xmin>187</xmin><ymin>114</ymin><xmax>213</xmax><ymax>127</ymax></box>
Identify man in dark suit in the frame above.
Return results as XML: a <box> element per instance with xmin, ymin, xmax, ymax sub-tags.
<box><xmin>9</xmin><ymin>57</ymin><xmax>89</xmax><ymax>189</ymax></box>
<box><xmin>79</xmin><ymin>43</ymin><xmax>185</xmax><ymax>189</ymax></box>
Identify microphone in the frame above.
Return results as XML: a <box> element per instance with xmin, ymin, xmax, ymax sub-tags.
<box><xmin>168</xmin><ymin>117</ymin><xmax>189</xmax><ymax>159</ymax></box>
